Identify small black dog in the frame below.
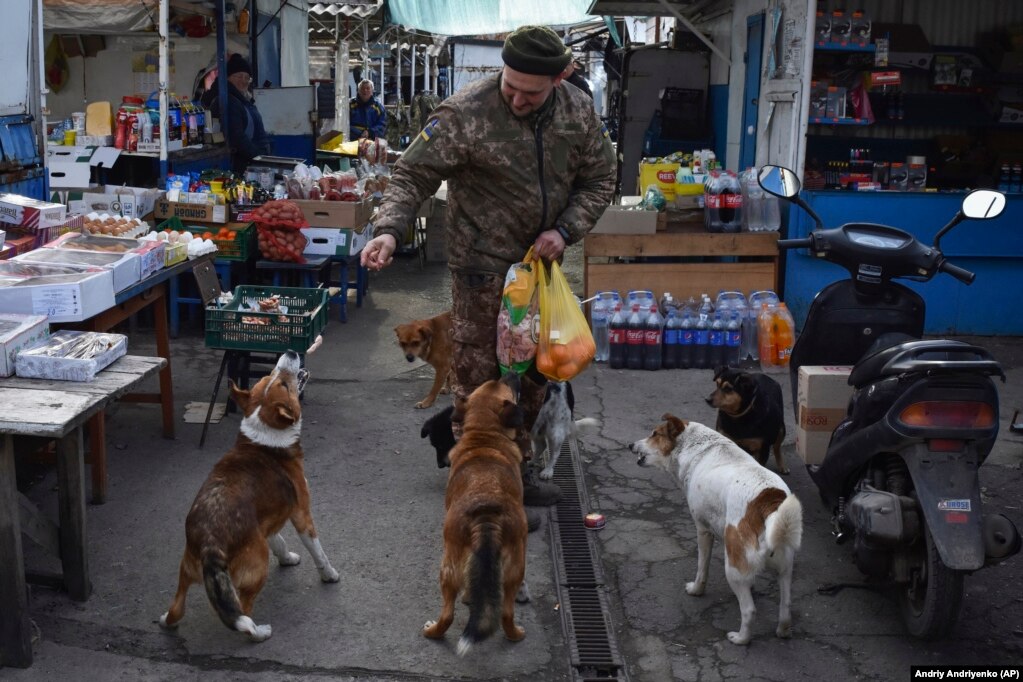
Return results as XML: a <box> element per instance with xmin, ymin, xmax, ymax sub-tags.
<box><xmin>706</xmin><ymin>366</ymin><xmax>789</xmax><ymax>474</ymax></box>
<box><xmin>421</xmin><ymin>405</ymin><xmax>456</xmax><ymax>468</ymax></box>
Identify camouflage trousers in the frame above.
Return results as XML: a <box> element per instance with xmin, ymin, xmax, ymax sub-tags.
<box><xmin>449</xmin><ymin>270</ymin><xmax>546</xmax><ymax>461</ymax></box>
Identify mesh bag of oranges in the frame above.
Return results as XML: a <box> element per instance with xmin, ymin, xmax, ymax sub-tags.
<box><xmin>535</xmin><ymin>258</ymin><xmax>595</xmax><ymax>381</ymax></box>
<box><xmin>497</xmin><ymin>247</ymin><xmax>540</xmax><ymax>375</ymax></box>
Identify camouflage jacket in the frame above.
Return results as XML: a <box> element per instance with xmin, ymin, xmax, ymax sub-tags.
<box><xmin>373</xmin><ymin>73</ymin><xmax>616</xmax><ymax>275</ymax></box>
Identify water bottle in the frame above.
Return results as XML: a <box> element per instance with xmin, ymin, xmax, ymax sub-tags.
<box><xmin>684</xmin><ymin>295</ymin><xmax>699</xmax><ymax>316</ymax></box>
<box><xmin>591</xmin><ymin>293</ymin><xmax>610</xmax><ymax>363</ymax></box>
<box><xmin>762</xmin><ymin>191</ymin><xmax>781</xmax><ymax>231</ymax></box>
<box><xmin>662</xmin><ymin>310</ymin><xmax>680</xmax><ymax>369</ymax></box>
<box><xmin>693</xmin><ymin>310</ymin><xmax>710</xmax><ymax>369</ymax></box>
<box><xmin>626</xmin><ymin>303</ymin><xmax>645</xmax><ymax>369</ymax></box>
<box><xmin>726</xmin><ymin>312</ymin><xmax>742</xmax><ymax>367</ymax></box>
<box><xmin>644</xmin><ymin>305</ymin><xmax>664</xmax><ymax>371</ymax></box>
<box><xmin>748</xmin><ymin>290</ymin><xmax>780</xmax><ymax>362</ymax></box>
<box><xmin>709</xmin><ymin>312</ymin><xmax>726</xmax><ymax>370</ymax></box>
<box><xmin>660</xmin><ymin>291</ymin><xmax>678</xmax><ymax>317</ymax></box>
<box><xmin>679</xmin><ymin>311</ymin><xmax>694</xmax><ymax>369</ymax></box>
<box><xmin>741</xmin><ymin>168</ymin><xmax>765</xmax><ymax>232</ymax></box>
<box><xmin>608</xmin><ymin>302</ymin><xmax>627</xmax><ymax>369</ymax></box>
<box><xmin>734</xmin><ymin>296</ymin><xmax>753</xmax><ymax>363</ymax></box>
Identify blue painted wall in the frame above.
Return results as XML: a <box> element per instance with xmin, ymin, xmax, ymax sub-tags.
<box><xmin>709</xmin><ymin>84</ymin><xmax>729</xmax><ymax>165</ymax></box>
<box><xmin>784</xmin><ymin>190</ymin><xmax>1023</xmax><ymax>335</ymax></box>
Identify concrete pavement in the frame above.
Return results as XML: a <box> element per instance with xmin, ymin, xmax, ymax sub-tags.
<box><xmin>5</xmin><ymin>250</ymin><xmax>1023</xmax><ymax>680</ymax></box>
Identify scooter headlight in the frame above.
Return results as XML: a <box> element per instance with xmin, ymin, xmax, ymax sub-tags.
<box><xmin>898</xmin><ymin>401</ymin><xmax>997</xmax><ymax>429</ymax></box>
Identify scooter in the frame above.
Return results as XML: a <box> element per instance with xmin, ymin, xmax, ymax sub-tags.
<box><xmin>758</xmin><ymin>165</ymin><xmax>1021</xmax><ymax>639</ymax></box>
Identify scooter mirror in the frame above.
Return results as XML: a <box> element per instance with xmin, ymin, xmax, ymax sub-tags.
<box><xmin>962</xmin><ymin>189</ymin><xmax>1006</xmax><ymax>220</ymax></box>
<box><xmin>758</xmin><ymin>165</ymin><xmax>801</xmax><ymax>198</ymax></box>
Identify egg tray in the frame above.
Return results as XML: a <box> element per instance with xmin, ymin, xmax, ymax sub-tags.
<box><xmin>204</xmin><ymin>285</ymin><xmax>328</xmax><ymax>353</ymax></box>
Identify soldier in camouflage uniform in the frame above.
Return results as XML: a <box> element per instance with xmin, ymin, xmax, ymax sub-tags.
<box><xmin>362</xmin><ymin>25</ymin><xmax>616</xmax><ymax>527</ymax></box>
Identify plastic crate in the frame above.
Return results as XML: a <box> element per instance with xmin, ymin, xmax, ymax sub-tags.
<box><xmin>204</xmin><ymin>285</ymin><xmax>328</xmax><ymax>353</ymax></box>
<box><xmin>157</xmin><ymin>217</ymin><xmax>256</xmax><ymax>261</ymax></box>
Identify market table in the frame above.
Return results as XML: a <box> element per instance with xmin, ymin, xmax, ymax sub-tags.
<box><xmin>58</xmin><ymin>253</ymin><xmax>215</xmax><ymax>504</ymax></box>
<box><xmin>0</xmin><ymin>355</ymin><xmax>166</xmax><ymax>669</ymax></box>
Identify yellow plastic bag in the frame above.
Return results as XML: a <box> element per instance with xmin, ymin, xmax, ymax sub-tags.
<box><xmin>535</xmin><ymin>259</ymin><xmax>595</xmax><ymax>381</ymax></box>
<box><xmin>497</xmin><ymin>247</ymin><xmax>540</xmax><ymax>375</ymax></box>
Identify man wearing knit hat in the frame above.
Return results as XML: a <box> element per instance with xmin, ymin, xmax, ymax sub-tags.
<box><xmin>363</xmin><ymin>25</ymin><xmax>616</xmax><ymax>531</ymax></box>
<box><xmin>201</xmin><ymin>53</ymin><xmax>271</xmax><ymax>172</ymax></box>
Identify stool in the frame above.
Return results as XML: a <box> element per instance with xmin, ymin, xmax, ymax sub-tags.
<box><xmin>168</xmin><ymin>259</ymin><xmax>236</xmax><ymax>338</ymax></box>
<box><xmin>327</xmin><ymin>254</ymin><xmax>369</xmax><ymax>322</ymax></box>
<box><xmin>255</xmin><ymin>255</ymin><xmax>331</xmax><ymax>288</ymax></box>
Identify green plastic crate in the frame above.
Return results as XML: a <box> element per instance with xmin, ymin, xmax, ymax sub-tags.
<box><xmin>204</xmin><ymin>285</ymin><xmax>328</xmax><ymax>353</ymax></box>
<box><xmin>157</xmin><ymin>216</ymin><xmax>256</xmax><ymax>261</ymax></box>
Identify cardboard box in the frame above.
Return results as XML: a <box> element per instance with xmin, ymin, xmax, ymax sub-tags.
<box><xmin>14</xmin><ymin>248</ymin><xmax>141</xmax><ymax>293</ymax></box>
<box><xmin>154</xmin><ymin>200</ymin><xmax>227</xmax><ymax>224</ymax></box>
<box><xmin>639</xmin><ymin>161</ymin><xmax>681</xmax><ymax>200</ymax></box>
<box><xmin>796</xmin><ymin>365</ymin><xmax>854</xmax><ymax>466</ymax></box>
<box><xmin>81</xmin><ymin>186</ymin><xmax>162</xmax><ymax>220</ymax></box>
<box><xmin>0</xmin><ymin>313</ymin><xmax>49</xmax><ymax>377</ymax></box>
<box><xmin>0</xmin><ymin>194</ymin><xmax>68</xmax><ymax>229</ymax></box>
<box><xmin>300</xmin><ymin>226</ymin><xmax>371</xmax><ymax>257</ymax></box>
<box><xmin>590</xmin><ymin>204</ymin><xmax>658</xmax><ymax>235</ymax></box>
<box><xmin>0</xmin><ymin>269</ymin><xmax>115</xmax><ymax>322</ymax></box>
<box><xmin>291</xmin><ymin>199</ymin><xmax>372</xmax><ymax>229</ymax></box>
<box><xmin>47</xmin><ymin>146</ymin><xmax>94</xmax><ymax>189</ymax></box>
<box><xmin>5</xmin><ymin>234</ymin><xmax>36</xmax><ymax>257</ymax></box>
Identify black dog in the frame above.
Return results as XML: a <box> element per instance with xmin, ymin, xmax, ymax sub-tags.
<box><xmin>706</xmin><ymin>366</ymin><xmax>789</xmax><ymax>474</ymax></box>
<box><xmin>421</xmin><ymin>405</ymin><xmax>456</xmax><ymax>468</ymax></box>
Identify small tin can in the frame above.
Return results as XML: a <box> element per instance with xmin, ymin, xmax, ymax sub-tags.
<box><xmin>584</xmin><ymin>513</ymin><xmax>606</xmax><ymax>530</ymax></box>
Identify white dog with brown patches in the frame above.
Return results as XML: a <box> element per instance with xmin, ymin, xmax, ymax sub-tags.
<box><xmin>630</xmin><ymin>414</ymin><xmax>803</xmax><ymax>645</ymax></box>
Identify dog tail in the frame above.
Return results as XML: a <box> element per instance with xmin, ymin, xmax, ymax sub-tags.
<box><xmin>457</xmin><ymin>518</ymin><xmax>503</xmax><ymax>657</ymax></box>
<box><xmin>766</xmin><ymin>494</ymin><xmax>803</xmax><ymax>553</ymax></box>
<box><xmin>201</xmin><ymin>548</ymin><xmax>247</xmax><ymax>633</ymax></box>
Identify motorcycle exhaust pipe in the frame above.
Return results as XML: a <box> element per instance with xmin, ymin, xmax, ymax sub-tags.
<box><xmin>983</xmin><ymin>513</ymin><xmax>1021</xmax><ymax>564</ymax></box>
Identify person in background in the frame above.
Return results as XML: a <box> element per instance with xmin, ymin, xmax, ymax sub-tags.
<box><xmin>564</xmin><ymin>59</ymin><xmax>593</xmax><ymax>99</ymax></box>
<box><xmin>350</xmin><ymin>79</ymin><xmax>388</xmax><ymax>141</ymax></box>
<box><xmin>361</xmin><ymin>25</ymin><xmax>616</xmax><ymax>531</ymax></box>
<box><xmin>201</xmin><ymin>53</ymin><xmax>271</xmax><ymax>173</ymax></box>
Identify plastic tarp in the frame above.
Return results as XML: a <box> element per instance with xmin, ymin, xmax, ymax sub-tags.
<box><xmin>386</xmin><ymin>0</ymin><xmax>593</xmax><ymax>36</ymax></box>
<box><xmin>43</xmin><ymin>0</ymin><xmax>154</xmax><ymax>34</ymax></box>
<box><xmin>257</xmin><ymin>0</ymin><xmax>309</xmax><ymax>87</ymax></box>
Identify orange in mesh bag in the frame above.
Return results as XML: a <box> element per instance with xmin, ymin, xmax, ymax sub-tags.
<box><xmin>535</xmin><ymin>259</ymin><xmax>595</xmax><ymax>381</ymax></box>
<box><xmin>252</xmin><ymin>200</ymin><xmax>310</xmax><ymax>263</ymax></box>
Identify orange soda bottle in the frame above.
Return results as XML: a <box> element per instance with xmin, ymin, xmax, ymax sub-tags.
<box><xmin>774</xmin><ymin>303</ymin><xmax>795</xmax><ymax>368</ymax></box>
<box><xmin>758</xmin><ymin>302</ymin><xmax>778</xmax><ymax>372</ymax></box>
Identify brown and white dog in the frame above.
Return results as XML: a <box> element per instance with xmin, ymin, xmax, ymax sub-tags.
<box><xmin>423</xmin><ymin>371</ymin><xmax>531</xmax><ymax>656</ymax></box>
<box><xmin>630</xmin><ymin>414</ymin><xmax>802</xmax><ymax>645</ymax></box>
<box><xmin>395</xmin><ymin>310</ymin><xmax>454</xmax><ymax>409</ymax></box>
<box><xmin>159</xmin><ymin>350</ymin><xmax>339</xmax><ymax>641</ymax></box>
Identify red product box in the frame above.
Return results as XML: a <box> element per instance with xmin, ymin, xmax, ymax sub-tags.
<box><xmin>0</xmin><ymin>193</ymin><xmax>68</xmax><ymax>230</ymax></box>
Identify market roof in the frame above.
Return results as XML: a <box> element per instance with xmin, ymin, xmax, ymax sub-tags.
<box><xmin>308</xmin><ymin>1</ymin><xmax>382</xmax><ymax>18</ymax></box>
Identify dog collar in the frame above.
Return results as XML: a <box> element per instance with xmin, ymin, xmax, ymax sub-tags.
<box><xmin>731</xmin><ymin>388</ymin><xmax>758</xmax><ymax>419</ymax></box>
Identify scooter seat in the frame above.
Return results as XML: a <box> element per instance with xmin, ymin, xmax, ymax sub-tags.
<box><xmin>849</xmin><ymin>339</ymin><xmax>1004</xmax><ymax>388</ymax></box>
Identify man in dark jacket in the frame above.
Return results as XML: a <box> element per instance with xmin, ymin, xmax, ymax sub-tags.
<box><xmin>350</xmin><ymin>79</ymin><xmax>388</xmax><ymax>140</ymax></box>
<box><xmin>202</xmin><ymin>54</ymin><xmax>271</xmax><ymax>172</ymax></box>
<box><xmin>362</xmin><ymin>26</ymin><xmax>616</xmax><ymax>529</ymax></box>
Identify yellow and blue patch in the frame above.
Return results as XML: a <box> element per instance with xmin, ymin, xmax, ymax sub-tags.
<box><xmin>419</xmin><ymin>118</ymin><xmax>440</xmax><ymax>142</ymax></box>
<box><xmin>600</xmin><ymin>122</ymin><xmax>610</xmax><ymax>139</ymax></box>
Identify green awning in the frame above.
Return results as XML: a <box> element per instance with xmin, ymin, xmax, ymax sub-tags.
<box><xmin>386</xmin><ymin>0</ymin><xmax>594</xmax><ymax>36</ymax></box>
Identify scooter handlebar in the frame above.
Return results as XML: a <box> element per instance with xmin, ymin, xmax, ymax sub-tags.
<box><xmin>777</xmin><ymin>237</ymin><xmax>813</xmax><ymax>250</ymax></box>
<box><xmin>939</xmin><ymin>260</ymin><xmax>976</xmax><ymax>285</ymax></box>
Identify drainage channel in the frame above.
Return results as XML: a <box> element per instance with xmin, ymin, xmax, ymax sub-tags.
<box><xmin>548</xmin><ymin>438</ymin><xmax>628</xmax><ymax>682</ymax></box>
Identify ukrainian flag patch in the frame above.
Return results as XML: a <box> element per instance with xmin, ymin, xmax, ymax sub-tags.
<box><xmin>600</xmin><ymin>122</ymin><xmax>610</xmax><ymax>139</ymax></box>
<box><xmin>420</xmin><ymin>118</ymin><xmax>440</xmax><ymax>142</ymax></box>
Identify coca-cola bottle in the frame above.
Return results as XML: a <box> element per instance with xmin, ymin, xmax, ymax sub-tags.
<box><xmin>643</xmin><ymin>305</ymin><xmax>663</xmax><ymax>371</ymax></box>
<box><xmin>608</xmin><ymin>302</ymin><xmax>626</xmax><ymax>369</ymax></box>
<box><xmin>626</xmin><ymin>303</ymin><xmax>644</xmax><ymax>369</ymax></box>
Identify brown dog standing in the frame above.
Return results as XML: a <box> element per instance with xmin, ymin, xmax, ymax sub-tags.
<box><xmin>394</xmin><ymin>310</ymin><xmax>454</xmax><ymax>408</ymax></box>
<box><xmin>423</xmin><ymin>371</ymin><xmax>531</xmax><ymax>655</ymax></box>
<box><xmin>159</xmin><ymin>351</ymin><xmax>339</xmax><ymax>641</ymax></box>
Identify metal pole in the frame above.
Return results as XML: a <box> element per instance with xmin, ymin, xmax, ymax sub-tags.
<box><xmin>160</xmin><ymin>0</ymin><xmax>170</xmax><ymax>176</ymax></box>
<box><xmin>36</xmin><ymin>0</ymin><xmax>48</xmax><ymax>194</ymax></box>
<box><xmin>396</xmin><ymin>37</ymin><xmax>402</xmax><ymax>103</ymax></box>
<box><xmin>215</xmin><ymin>0</ymin><xmax>228</xmax><ymax>168</ymax></box>
<box><xmin>380</xmin><ymin>58</ymin><xmax>385</xmax><ymax>100</ymax></box>
<box><xmin>424</xmin><ymin>53</ymin><xmax>430</xmax><ymax>98</ymax></box>
<box><xmin>411</xmin><ymin>44</ymin><xmax>417</xmax><ymax>102</ymax></box>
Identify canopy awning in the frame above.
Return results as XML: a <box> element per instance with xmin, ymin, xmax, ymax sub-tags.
<box><xmin>385</xmin><ymin>0</ymin><xmax>594</xmax><ymax>36</ymax></box>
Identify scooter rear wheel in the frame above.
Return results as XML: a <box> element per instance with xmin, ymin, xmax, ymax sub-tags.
<box><xmin>898</xmin><ymin>521</ymin><xmax>964</xmax><ymax>639</ymax></box>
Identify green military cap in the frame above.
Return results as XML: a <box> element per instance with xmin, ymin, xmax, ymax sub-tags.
<box><xmin>502</xmin><ymin>25</ymin><xmax>572</xmax><ymax>76</ymax></box>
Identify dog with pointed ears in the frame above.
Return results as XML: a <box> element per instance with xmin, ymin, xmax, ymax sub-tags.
<box><xmin>706</xmin><ymin>366</ymin><xmax>789</xmax><ymax>475</ymax></box>
<box><xmin>159</xmin><ymin>350</ymin><xmax>339</xmax><ymax>641</ymax></box>
<box><xmin>395</xmin><ymin>310</ymin><xmax>454</xmax><ymax>409</ymax></box>
<box><xmin>630</xmin><ymin>414</ymin><xmax>802</xmax><ymax>645</ymax></box>
<box><xmin>423</xmin><ymin>371</ymin><xmax>531</xmax><ymax>656</ymax></box>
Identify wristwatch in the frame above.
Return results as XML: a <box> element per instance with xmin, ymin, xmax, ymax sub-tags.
<box><xmin>555</xmin><ymin>224</ymin><xmax>571</xmax><ymax>242</ymax></box>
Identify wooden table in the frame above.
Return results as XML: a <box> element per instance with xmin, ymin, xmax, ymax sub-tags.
<box><xmin>60</xmin><ymin>254</ymin><xmax>214</xmax><ymax>504</ymax></box>
<box><xmin>584</xmin><ymin>223</ymin><xmax>781</xmax><ymax>301</ymax></box>
<box><xmin>0</xmin><ymin>355</ymin><xmax>166</xmax><ymax>668</ymax></box>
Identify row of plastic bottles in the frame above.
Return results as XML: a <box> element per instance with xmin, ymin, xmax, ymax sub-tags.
<box><xmin>703</xmin><ymin>168</ymin><xmax>782</xmax><ymax>233</ymax></box>
<box><xmin>591</xmin><ymin>290</ymin><xmax>795</xmax><ymax>373</ymax></box>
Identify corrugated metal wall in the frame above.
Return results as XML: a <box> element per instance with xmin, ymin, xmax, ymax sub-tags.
<box><xmin>820</xmin><ymin>0</ymin><xmax>1023</xmax><ymax>47</ymax></box>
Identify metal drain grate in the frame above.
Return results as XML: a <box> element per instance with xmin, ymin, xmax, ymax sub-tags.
<box><xmin>548</xmin><ymin>438</ymin><xmax>627</xmax><ymax>682</ymax></box>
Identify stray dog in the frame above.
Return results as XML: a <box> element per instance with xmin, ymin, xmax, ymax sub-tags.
<box><xmin>706</xmin><ymin>366</ymin><xmax>789</xmax><ymax>474</ymax></box>
<box><xmin>159</xmin><ymin>351</ymin><xmax>339</xmax><ymax>641</ymax></box>
<box><xmin>423</xmin><ymin>371</ymin><xmax>531</xmax><ymax>655</ymax></box>
<box><xmin>630</xmin><ymin>415</ymin><xmax>802</xmax><ymax>645</ymax></box>
<box><xmin>530</xmin><ymin>381</ymin><xmax>601</xmax><ymax>480</ymax></box>
<box><xmin>394</xmin><ymin>310</ymin><xmax>454</xmax><ymax>408</ymax></box>
<box><xmin>421</xmin><ymin>405</ymin><xmax>456</xmax><ymax>468</ymax></box>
